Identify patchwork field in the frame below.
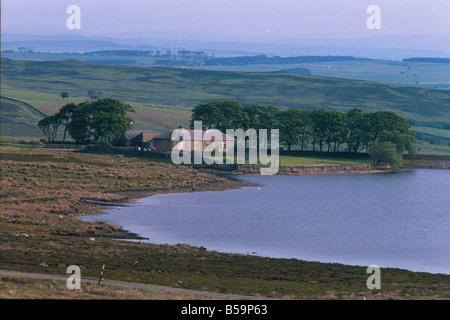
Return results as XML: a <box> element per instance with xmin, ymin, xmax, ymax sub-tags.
<box><xmin>198</xmin><ymin>60</ymin><xmax>450</xmax><ymax>90</ymax></box>
<box><xmin>3</xmin><ymin>52</ymin><xmax>450</xmax><ymax>90</ymax></box>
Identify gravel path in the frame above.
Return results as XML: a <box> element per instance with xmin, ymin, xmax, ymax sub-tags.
<box><xmin>0</xmin><ymin>269</ymin><xmax>274</xmax><ymax>300</ymax></box>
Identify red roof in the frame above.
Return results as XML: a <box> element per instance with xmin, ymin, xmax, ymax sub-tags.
<box><xmin>154</xmin><ymin>129</ymin><xmax>234</xmax><ymax>141</ymax></box>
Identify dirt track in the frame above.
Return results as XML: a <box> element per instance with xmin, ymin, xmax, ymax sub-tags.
<box><xmin>0</xmin><ymin>269</ymin><xmax>274</xmax><ymax>300</ymax></box>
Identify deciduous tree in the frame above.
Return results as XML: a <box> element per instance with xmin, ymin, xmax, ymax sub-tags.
<box><xmin>37</xmin><ymin>114</ymin><xmax>63</xmax><ymax>142</ymax></box>
<box><xmin>67</xmin><ymin>98</ymin><xmax>134</xmax><ymax>144</ymax></box>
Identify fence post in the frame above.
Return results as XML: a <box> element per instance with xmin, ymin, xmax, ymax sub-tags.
<box><xmin>98</xmin><ymin>264</ymin><xmax>105</xmax><ymax>285</ymax></box>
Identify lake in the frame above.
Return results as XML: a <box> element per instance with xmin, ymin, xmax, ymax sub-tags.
<box><xmin>83</xmin><ymin>169</ymin><xmax>449</xmax><ymax>274</ymax></box>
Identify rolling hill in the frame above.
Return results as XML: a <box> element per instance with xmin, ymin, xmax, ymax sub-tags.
<box><xmin>1</xmin><ymin>58</ymin><xmax>449</xmax><ymax>151</ymax></box>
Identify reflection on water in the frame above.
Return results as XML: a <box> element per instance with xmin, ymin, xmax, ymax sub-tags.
<box><xmin>83</xmin><ymin>169</ymin><xmax>450</xmax><ymax>274</ymax></box>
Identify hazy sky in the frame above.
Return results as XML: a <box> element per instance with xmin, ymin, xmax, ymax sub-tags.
<box><xmin>2</xmin><ymin>0</ymin><xmax>449</xmax><ymax>40</ymax></box>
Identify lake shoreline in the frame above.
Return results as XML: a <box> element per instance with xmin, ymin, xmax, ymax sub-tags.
<box><xmin>86</xmin><ymin>168</ymin><xmax>449</xmax><ymax>276</ymax></box>
<box><xmin>234</xmin><ymin>164</ymin><xmax>392</xmax><ymax>175</ymax></box>
<box><xmin>75</xmin><ymin>177</ymin><xmax>256</xmax><ymax>239</ymax></box>
<box><xmin>77</xmin><ymin>163</ymin><xmax>440</xmax><ymax>243</ymax></box>
<box><xmin>195</xmin><ymin>163</ymin><xmax>393</xmax><ymax>176</ymax></box>
<box><xmin>80</xmin><ymin>164</ymin><xmax>394</xmax><ymax>241</ymax></box>
<box><xmin>78</xmin><ymin>164</ymin><xmax>390</xmax><ymax>207</ymax></box>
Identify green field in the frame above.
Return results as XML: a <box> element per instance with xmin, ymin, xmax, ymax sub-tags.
<box><xmin>411</xmin><ymin>126</ymin><xmax>450</xmax><ymax>139</ymax></box>
<box><xmin>197</xmin><ymin>60</ymin><xmax>450</xmax><ymax>90</ymax></box>
<box><xmin>1</xmin><ymin>58</ymin><xmax>449</xmax><ymax>153</ymax></box>
<box><xmin>0</xmin><ymin>98</ymin><xmax>47</xmax><ymax>138</ymax></box>
<box><xmin>279</xmin><ymin>155</ymin><xmax>372</xmax><ymax>166</ymax></box>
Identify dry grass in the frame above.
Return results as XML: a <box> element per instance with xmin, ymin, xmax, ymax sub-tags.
<box><xmin>0</xmin><ymin>146</ymin><xmax>235</xmax><ymax>238</ymax></box>
<box><xmin>0</xmin><ymin>276</ymin><xmax>231</xmax><ymax>300</ymax></box>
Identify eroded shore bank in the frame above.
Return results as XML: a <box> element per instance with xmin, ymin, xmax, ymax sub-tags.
<box><xmin>230</xmin><ymin>164</ymin><xmax>392</xmax><ymax>175</ymax></box>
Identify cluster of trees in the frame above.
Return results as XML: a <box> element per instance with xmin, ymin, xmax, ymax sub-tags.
<box><xmin>191</xmin><ymin>100</ymin><xmax>416</xmax><ymax>166</ymax></box>
<box><xmin>37</xmin><ymin>98</ymin><xmax>134</xmax><ymax>144</ymax></box>
<box><xmin>60</xmin><ymin>89</ymin><xmax>103</xmax><ymax>100</ymax></box>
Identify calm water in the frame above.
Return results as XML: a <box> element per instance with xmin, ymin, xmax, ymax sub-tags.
<box><xmin>83</xmin><ymin>169</ymin><xmax>449</xmax><ymax>274</ymax></box>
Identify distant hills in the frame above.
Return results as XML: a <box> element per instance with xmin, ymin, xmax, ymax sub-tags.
<box><xmin>2</xmin><ymin>33</ymin><xmax>450</xmax><ymax>60</ymax></box>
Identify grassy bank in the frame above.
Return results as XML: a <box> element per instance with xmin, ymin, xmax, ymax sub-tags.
<box><xmin>279</xmin><ymin>155</ymin><xmax>372</xmax><ymax>166</ymax></box>
<box><xmin>0</xmin><ymin>146</ymin><xmax>448</xmax><ymax>299</ymax></box>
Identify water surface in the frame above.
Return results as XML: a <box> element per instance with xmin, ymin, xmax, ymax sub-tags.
<box><xmin>83</xmin><ymin>169</ymin><xmax>449</xmax><ymax>274</ymax></box>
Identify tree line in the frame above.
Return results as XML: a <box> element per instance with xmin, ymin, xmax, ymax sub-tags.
<box><xmin>203</xmin><ymin>55</ymin><xmax>362</xmax><ymax>66</ymax></box>
<box><xmin>38</xmin><ymin>98</ymin><xmax>134</xmax><ymax>144</ymax></box>
<box><xmin>402</xmin><ymin>58</ymin><xmax>450</xmax><ymax>64</ymax></box>
<box><xmin>191</xmin><ymin>100</ymin><xmax>416</xmax><ymax>167</ymax></box>
<box><xmin>36</xmin><ymin>97</ymin><xmax>416</xmax><ymax>167</ymax></box>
